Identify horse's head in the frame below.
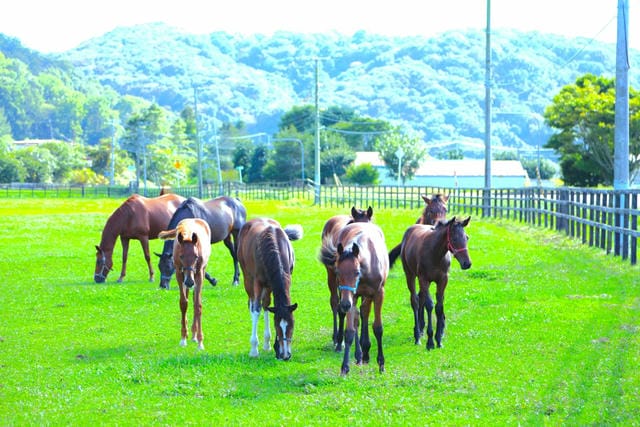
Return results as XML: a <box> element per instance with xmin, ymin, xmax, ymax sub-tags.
<box><xmin>94</xmin><ymin>245</ymin><xmax>113</xmax><ymax>283</ymax></box>
<box><xmin>445</xmin><ymin>216</ymin><xmax>472</xmax><ymax>270</ymax></box>
<box><xmin>336</xmin><ymin>242</ymin><xmax>361</xmax><ymax>314</ymax></box>
<box><xmin>176</xmin><ymin>230</ymin><xmax>202</xmax><ymax>289</ymax></box>
<box><xmin>155</xmin><ymin>250</ymin><xmax>175</xmax><ymax>289</ymax></box>
<box><xmin>422</xmin><ymin>194</ymin><xmax>448</xmax><ymax>225</ymax></box>
<box><xmin>266</xmin><ymin>303</ymin><xmax>298</xmax><ymax>361</ymax></box>
<box><xmin>350</xmin><ymin>206</ymin><xmax>373</xmax><ymax>223</ymax></box>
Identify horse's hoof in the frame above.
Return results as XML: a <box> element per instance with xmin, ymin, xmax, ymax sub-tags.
<box><xmin>340</xmin><ymin>366</ymin><xmax>350</xmax><ymax>376</ymax></box>
<box><xmin>179</xmin><ymin>339</ymin><xmax>187</xmax><ymax>347</ymax></box>
<box><xmin>197</xmin><ymin>343</ymin><xmax>205</xmax><ymax>351</ymax></box>
<box><xmin>232</xmin><ymin>280</ymin><xmax>239</xmax><ymax>286</ymax></box>
<box><xmin>117</xmin><ymin>278</ymin><xmax>124</xmax><ymax>283</ymax></box>
<box><xmin>208</xmin><ymin>278</ymin><xmax>218</xmax><ymax>287</ymax></box>
<box><xmin>334</xmin><ymin>344</ymin><xmax>343</xmax><ymax>352</ymax></box>
<box><xmin>379</xmin><ymin>364</ymin><xmax>385</xmax><ymax>373</ymax></box>
<box><xmin>249</xmin><ymin>350</ymin><xmax>259</xmax><ymax>358</ymax></box>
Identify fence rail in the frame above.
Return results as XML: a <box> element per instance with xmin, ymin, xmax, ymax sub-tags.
<box><xmin>1</xmin><ymin>182</ymin><xmax>637</xmax><ymax>265</ymax></box>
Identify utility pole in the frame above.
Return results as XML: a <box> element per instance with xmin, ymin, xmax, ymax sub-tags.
<box><xmin>110</xmin><ymin>119</ymin><xmax>116</xmax><ymax>186</ymax></box>
<box><xmin>314</xmin><ymin>57</ymin><xmax>323</xmax><ymax>205</ymax></box>
<box><xmin>193</xmin><ymin>83</ymin><xmax>203</xmax><ymax>198</ymax></box>
<box><xmin>483</xmin><ymin>0</ymin><xmax>492</xmax><ymax>217</ymax></box>
<box><xmin>614</xmin><ymin>0</ymin><xmax>630</xmax><ymax>258</ymax></box>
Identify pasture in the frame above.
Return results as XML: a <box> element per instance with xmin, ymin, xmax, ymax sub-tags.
<box><xmin>0</xmin><ymin>197</ymin><xmax>638</xmax><ymax>425</ymax></box>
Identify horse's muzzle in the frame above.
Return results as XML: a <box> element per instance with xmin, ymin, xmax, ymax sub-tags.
<box><xmin>460</xmin><ymin>261</ymin><xmax>472</xmax><ymax>270</ymax></box>
<box><xmin>94</xmin><ymin>275</ymin><xmax>106</xmax><ymax>283</ymax></box>
<box><xmin>339</xmin><ymin>300</ymin><xmax>351</xmax><ymax>314</ymax></box>
<box><xmin>183</xmin><ymin>276</ymin><xmax>195</xmax><ymax>288</ymax></box>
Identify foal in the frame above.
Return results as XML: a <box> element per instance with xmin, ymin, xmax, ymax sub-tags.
<box><xmin>159</xmin><ymin>218</ymin><xmax>211</xmax><ymax>350</ymax></box>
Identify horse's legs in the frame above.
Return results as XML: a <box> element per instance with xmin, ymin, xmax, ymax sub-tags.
<box><xmin>263</xmin><ymin>308</ymin><xmax>271</xmax><ymax>351</ymax></box>
<box><xmin>118</xmin><ymin>237</ymin><xmax>130</xmax><ymax>282</ymax></box>
<box><xmin>434</xmin><ymin>279</ymin><xmax>448</xmax><ymax>348</ymax></box>
<box><xmin>373</xmin><ymin>287</ymin><xmax>385</xmax><ymax>373</ymax></box>
<box><xmin>359</xmin><ymin>298</ymin><xmax>372</xmax><ymax>365</ymax></box>
<box><xmin>192</xmin><ymin>280</ymin><xmax>204</xmax><ymax>350</ymax></box>
<box><xmin>341</xmin><ymin>305</ymin><xmax>359</xmax><ymax>376</ymax></box>
<box><xmin>139</xmin><ymin>236</ymin><xmax>153</xmax><ymax>282</ymax></box>
<box><xmin>224</xmin><ymin>234</ymin><xmax>240</xmax><ymax>286</ymax></box>
<box><xmin>179</xmin><ymin>282</ymin><xmax>189</xmax><ymax>347</ymax></box>
<box><xmin>249</xmin><ymin>300</ymin><xmax>260</xmax><ymax>357</ymax></box>
<box><xmin>406</xmin><ymin>273</ymin><xmax>421</xmax><ymax>344</ymax></box>
<box><xmin>327</xmin><ymin>268</ymin><xmax>343</xmax><ymax>351</ymax></box>
<box><xmin>419</xmin><ymin>279</ymin><xmax>435</xmax><ymax>350</ymax></box>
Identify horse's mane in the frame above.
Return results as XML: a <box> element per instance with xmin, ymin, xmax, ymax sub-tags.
<box><xmin>168</xmin><ymin>197</ymin><xmax>210</xmax><ymax>229</ymax></box>
<box><xmin>256</xmin><ymin>227</ymin><xmax>291</xmax><ymax>306</ymax></box>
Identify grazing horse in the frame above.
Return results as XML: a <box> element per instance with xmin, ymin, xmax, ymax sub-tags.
<box><xmin>237</xmin><ymin>218</ymin><xmax>303</xmax><ymax>360</ymax></box>
<box><xmin>320</xmin><ymin>222</ymin><xmax>388</xmax><ymax>376</ymax></box>
<box><xmin>158</xmin><ymin>218</ymin><xmax>212</xmax><ymax>350</ymax></box>
<box><xmin>319</xmin><ymin>206</ymin><xmax>373</xmax><ymax>351</ymax></box>
<box><xmin>156</xmin><ymin>196</ymin><xmax>247</xmax><ymax>289</ymax></box>
<box><xmin>388</xmin><ymin>194</ymin><xmax>448</xmax><ymax>265</ymax></box>
<box><xmin>94</xmin><ymin>193</ymin><xmax>185</xmax><ymax>283</ymax></box>
<box><xmin>390</xmin><ymin>217</ymin><xmax>471</xmax><ymax>350</ymax></box>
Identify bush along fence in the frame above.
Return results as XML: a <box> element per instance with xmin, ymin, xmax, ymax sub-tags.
<box><xmin>1</xmin><ymin>182</ymin><xmax>637</xmax><ymax>265</ymax></box>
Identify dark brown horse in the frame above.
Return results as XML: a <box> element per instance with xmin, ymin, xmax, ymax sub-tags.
<box><xmin>390</xmin><ymin>217</ymin><xmax>471</xmax><ymax>350</ymax></box>
<box><xmin>159</xmin><ymin>218</ymin><xmax>211</xmax><ymax>350</ymax></box>
<box><xmin>320</xmin><ymin>206</ymin><xmax>373</xmax><ymax>351</ymax></box>
<box><xmin>388</xmin><ymin>194</ymin><xmax>448</xmax><ymax>264</ymax></box>
<box><xmin>156</xmin><ymin>196</ymin><xmax>247</xmax><ymax>289</ymax></box>
<box><xmin>320</xmin><ymin>221</ymin><xmax>388</xmax><ymax>375</ymax></box>
<box><xmin>238</xmin><ymin>218</ymin><xmax>303</xmax><ymax>360</ymax></box>
<box><xmin>94</xmin><ymin>193</ymin><xmax>185</xmax><ymax>283</ymax></box>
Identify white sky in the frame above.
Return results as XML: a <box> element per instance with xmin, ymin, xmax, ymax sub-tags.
<box><xmin>0</xmin><ymin>0</ymin><xmax>638</xmax><ymax>53</ymax></box>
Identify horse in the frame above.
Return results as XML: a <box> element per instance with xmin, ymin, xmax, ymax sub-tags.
<box><xmin>237</xmin><ymin>218</ymin><xmax>303</xmax><ymax>360</ymax></box>
<box><xmin>387</xmin><ymin>194</ymin><xmax>448</xmax><ymax>265</ymax></box>
<box><xmin>319</xmin><ymin>206</ymin><xmax>373</xmax><ymax>351</ymax></box>
<box><xmin>158</xmin><ymin>218</ymin><xmax>212</xmax><ymax>350</ymax></box>
<box><xmin>94</xmin><ymin>193</ymin><xmax>185</xmax><ymax>283</ymax></box>
<box><xmin>155</xmin><ymin>196</ymin><xmax>247</xmax><ymax>289</ymax></box>
<box><xmin>390</xmin><ymin>216</ymin><xmax>471</xmax><ymax>350</ymax></box>
<box><xmin>320</xmin><ymin>221</ymin><xmax>389</xmax><ymax>376</ymax></box>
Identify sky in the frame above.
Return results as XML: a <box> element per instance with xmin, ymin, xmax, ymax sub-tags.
<box><xmin>0</xmin><ymin>0</ymin><xmax>638</xmax><ymax>53</ymax></box>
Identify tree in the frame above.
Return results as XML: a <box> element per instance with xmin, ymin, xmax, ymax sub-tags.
<box><xmin>544</xmin><ymin>73</ymin><xmax>640</xmax><ymax>186</ymax></box>
<box><xmin>344</xmin><ymin>163</ymin><xmax>379</xmax><ymax>185</ymax></box>
<box><xmin>374</xmin><ymin>130</ymin><xmax>427</xmax><ymax>184</ymax></box>
<box><xmin>0</xmin><ymin>154</ymin><xmax>25</xmax><ymax>183</ymax></box>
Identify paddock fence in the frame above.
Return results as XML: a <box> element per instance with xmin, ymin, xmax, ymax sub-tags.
<box><xmin>1</xmin><ymin>182</ymin><xmax>637</xmax><ymax>265</ymax></box>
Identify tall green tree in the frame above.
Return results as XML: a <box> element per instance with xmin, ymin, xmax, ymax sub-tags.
<box><xmin>544</xmin><ymin>73</ymin><xmax>640</xmax><ymax>186</ymax></box>
<box><xmin>374</xmin><ymin>130</ymin><xmax>426</xmax><ymax>184</ymax></box>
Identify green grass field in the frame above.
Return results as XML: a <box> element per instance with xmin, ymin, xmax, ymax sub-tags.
<box><xmin>0</xmin><ymin>198</ymin><xmax>638</xmax><ymax>426</ymax></box>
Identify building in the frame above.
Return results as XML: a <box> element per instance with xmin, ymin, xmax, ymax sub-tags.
<box><xmin>354</xmin><ymin>152</ymin><xmax>530</xmax><ymax>188</ymax></box>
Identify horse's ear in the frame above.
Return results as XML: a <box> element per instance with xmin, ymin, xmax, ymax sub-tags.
<box><xmin>289</xmin><ymin>303</ymin><xmax>298</xmax><ymax>312</ymax></box>
<box><xmin>442</xmin><ymin>194</ymin><xmax>449</xmax><ymax>203</ymax></box>
<box><xmin>192</xmin><ymin>233</ymin><xmax>198</xmax><ymax>244</ymax></box>
<box><xmin>350</xmin><ymin>206</ymin><xmax>357</xmax><ymax>217</ymax></box>
<box><xmin>367</xmin><ymin>206</ymin><xmax>373</xmax><ymax>219</ymax></box>
<box><xmin>337</xmin><ymin>243</ymin><xmax>345</xmax><ymax>255</ymax></box>
<box><xmin>265</xmin><ymin>306</ymin><xmax>276</xmax><ymax>313</ymax></box>
<box><xmin>421</xmin><ymin>195</ymin><xmax>429</xmax><ymax>203</ymax></box>
<box><xmin>462</xmin><ymin>216</ymin><xmax>471</xmax><ymax>227</ymax></box>
<box><xmin>154</xmin><ymin>252</ymin><xmax>162</xmax><ymax>258</ymax></box>
<box><xmin>177</xmin><ymin>232</ymin><xmax>184</xmax><ymax>244</ymax></box>
<box><xmin>95</xmin><ymin>245</ymin><xmax>102</xmax><ymax>253</ymax></box>
<box><xmin>352</xmin><ymin>243</ymin><xmax>360</xmax><ymax>257</ymax></box>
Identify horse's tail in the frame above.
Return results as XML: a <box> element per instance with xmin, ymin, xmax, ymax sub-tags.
<box><xmin>158</xmin><ymin>229</ymin><xmax>177</xmax><ymax>240</ymax></box>
<box><xmin>284</xmin><ymin>224</ymin><xmax>303</xmax><ymax>241</ymax></box>
<box><xmin>388</xmin><ymin>242</ymin><xmax>402</xmax><ymax>268</ymax></box>
<box><xmin>319</xmin><ymin>234</ymin><xmax>337</xmax><ymax>267</ymax></box>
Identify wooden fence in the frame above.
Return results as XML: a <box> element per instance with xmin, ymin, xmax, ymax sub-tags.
<box><xmin>1</xmin><ymin>182</ymin><xmax>638</xmax><ymax>265</ymax></box>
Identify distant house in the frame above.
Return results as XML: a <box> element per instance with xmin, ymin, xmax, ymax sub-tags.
<box><xmin>12</xmin><ymin>139</ymin><xmax>60</xmax><ymax>148</ymax></box>
<box><xmin>354</xmin><ymin>152</ymin><xmax>530</xmax><ymax>188</ymax></box>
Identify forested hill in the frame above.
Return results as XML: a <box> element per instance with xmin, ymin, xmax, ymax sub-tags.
<box><xmin>8</xmin><ymin>23</ymin><xmax>640</xmax><ymax>154</ymax></box>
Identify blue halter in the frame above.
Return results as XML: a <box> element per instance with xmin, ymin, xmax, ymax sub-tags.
<box><xmin>338</xmin><ymin>273</ymin><xmax>361</xmax><ymax>293</ymax></box>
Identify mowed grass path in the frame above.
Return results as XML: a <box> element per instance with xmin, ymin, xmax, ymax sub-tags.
<box><xmin>0</xmin><ymin>198</ymin><xmax>638</xmax><ymax>426</ymax></box>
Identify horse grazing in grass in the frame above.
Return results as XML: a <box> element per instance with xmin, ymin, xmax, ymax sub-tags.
<box><xmin>320</xmin><ymin>222</ymin><xmax>389</xmax><ymax>376</ymax></box>
<box><xmin>390</xmin><ymin>216</ymin><xmax>471</xmax><ymax>350</ymax></box>
<box><xmin>156</xmin><ymin>196</ymin><xmax>246</xmax><ymax>289</ymax></box>
<box><xmin>388</xmin><ymin>194</ymin><xmax>448</xmax><ymax>265</ymax></box>
<box><xmin>94</xmin><ymin>193</ymin><xmax>185</xmax><ymax>283</ymax></box>
<box><xmin>237</xmin><ymin>218</ymin><xmax>303</xmax><ymax>360</ymax></box>
<box><xmin>319</xmin><ymin>206</ymin><xmax>373</xmax><ymax>351</ymax></box>
<box><xmin>159</xmin><ymin>218</ymin><xmax>212</xmax><ymax>350</ymax></box>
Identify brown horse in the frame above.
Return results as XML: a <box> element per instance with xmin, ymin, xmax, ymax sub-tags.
<box><xmin>156</xmin><ymin>196</ymin><xmax>247</xmax><ymax>289</ymax></box>
<box><xmin>158</xmin><ymin>218</ymin><xmax>211</xmax><ymax>350</ymax></box>
<box><xmin>390</xmin><ymin>217</ymin><xmax>471</xmax><ymax>350</ymax></box>
<box><xmin>320</xmin><ymin>206</ymin><xmax>373</xmax><ymax>351</ymax></box>
<box><xmin>320</xmin><ymin>222</ymin><xmax>389</xmax><ymax>376</ymax></box>
<box><xmin>94</xmin><ymin>193</ymin><xmax>185</xmax><ymax>283</ymax></box>
<box><xmin>388</xmin><ymin>194</ymin><xmax>448</xmax><ymax>264</ymax></box>
<box><xmin>237</xmin><ymin>218</ymin><xmax>303</xmax><ymax>360</ymax></box>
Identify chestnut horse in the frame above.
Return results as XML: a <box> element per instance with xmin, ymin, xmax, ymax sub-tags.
<box><xmin>387</xmin><ymin>194</ymin><xmax>448</xmax><ymax>265</ymax></box>
<box><xmin>320</xmin><ymin>222</ymin><xmax>389</xmax><ymax>376</ymax></box>
<box><xmin>156</xmin><ymin>196</ymin><xmax>247</xmax><ymax>289</ymax></box>
<box><xmin>237</xmin><ymin>218</ymin><xmax>303</xmax><ymax>360</ymax></box>
<box><xmin>390</xmin><ymin>217</ymin><xmax>471</xmax><ymax>350</ymax></box>
<box><xmin>319</xmin><ymin>206</ymin><xmax>373</xmax><ymax>351</ymax></box>
<box><xmin>158</xmin><ymin>218</ymin><xmax>212</xmax><ymax>350</ymax></box>
<box><xmin>94</xmin><ymin>193</ymin><xmax>185</xmax><ymax>283</ymax></box>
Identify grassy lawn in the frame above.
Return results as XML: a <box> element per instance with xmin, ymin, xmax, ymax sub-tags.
<box><xmin>0</xmin><ymin>197</ymin><xmax>638</xmax><ymax>425</ymax></box>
